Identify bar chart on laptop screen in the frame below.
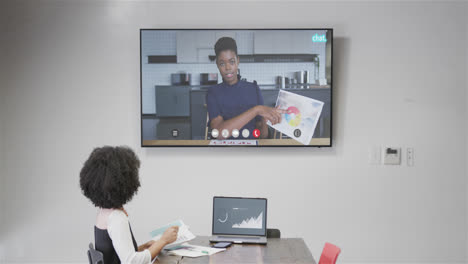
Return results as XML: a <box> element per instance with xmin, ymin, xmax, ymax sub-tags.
<box><xmin>214</xmin><ymin>198</ymin><xmax>266</xmax><ymax>236</ymax></box>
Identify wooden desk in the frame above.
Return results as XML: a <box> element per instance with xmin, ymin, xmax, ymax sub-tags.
<box><xmin>156</xmin><ymin>236</ymin><xmax>316</xmax><ymax>264</ymax></box>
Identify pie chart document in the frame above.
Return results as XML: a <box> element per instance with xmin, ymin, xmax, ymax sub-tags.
<box><xmin>268</xmin><ymin>89</ymin><xmax>324</xmax><ymax>145</ymax></box>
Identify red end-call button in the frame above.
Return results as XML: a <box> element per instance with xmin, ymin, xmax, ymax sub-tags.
<box><xmin>253</xmin><ymin>129</ymin><xmax>260</xmax><ymax>138</ymax></box>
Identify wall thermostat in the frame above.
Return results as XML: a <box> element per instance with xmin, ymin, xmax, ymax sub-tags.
<box><xmin>383</xmin><ymin>147</ymin><xmax>401</xmax><ymax>165</ymax></box>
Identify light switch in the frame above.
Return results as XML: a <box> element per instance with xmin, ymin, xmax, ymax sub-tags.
<box><xmin>407</xmin><ymin>148</ymin><xmax>414</xmax><ymax>166</ymax></box>
<box><xmin>383</xmin><ymin>147</ymin><xmax>401</xmax><ymax>165</ymax></box>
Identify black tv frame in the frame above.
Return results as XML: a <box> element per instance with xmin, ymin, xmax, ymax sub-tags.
<box><xmin>140</xmin><ymin>28</ymin><xmax>333</xmax><ymax>148</ymax></box>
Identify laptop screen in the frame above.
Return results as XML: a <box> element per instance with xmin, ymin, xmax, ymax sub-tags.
<box><xmin>212</xmin><ymin>197</ymin><xmax>267</xmax><ymax>236</ymax></box>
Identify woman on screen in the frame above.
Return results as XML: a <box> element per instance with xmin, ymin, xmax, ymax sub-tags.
<box><xmin>206</xmin><ymin>37</ymin><xmax>285</xmax><ymax>139</ymax></box>
<box><xmin>80</xmin><ymin>146</ymin><xmax>178</xmax><ymax>264</ymax></box>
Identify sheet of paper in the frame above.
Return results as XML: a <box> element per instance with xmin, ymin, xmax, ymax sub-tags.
<box><xmin>267</xmin><ymin>90</ymin><xmax>324</xmax><ymax>145</ymax></box>
<box><xmin>167</xmin><ymin>243</ymin><xmax>226</xmax><ymax>258</ymax></box>
<box><xmin>150</xmin><ymin>220</ymin><xmax>196</xmax><ymax>249</ymax></box>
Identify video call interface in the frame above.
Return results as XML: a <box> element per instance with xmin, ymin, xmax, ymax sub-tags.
<box><xmin>141</xmin><ymin>29</ymin><xmax>332</xmax><ymax>147</ymax></box>
<box><xmin>213</xmin><ymin>197</ymin><xmax>267</xmax><ymax>236</ymax></box>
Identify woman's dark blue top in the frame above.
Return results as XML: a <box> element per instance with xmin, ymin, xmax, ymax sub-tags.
<box><xmin>206</xmin><ymin>80</ymin><xmax>264</xmax><ymax>139</ymax></box>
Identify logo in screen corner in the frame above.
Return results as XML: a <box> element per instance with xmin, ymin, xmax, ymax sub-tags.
<box><xmin>312</xmin><ymin>33</ymin><xmax>327</xmax><ymax>43</ymax></box>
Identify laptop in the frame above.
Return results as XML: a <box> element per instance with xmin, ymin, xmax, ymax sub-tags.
<box><xmin>209</xmin><ymin>196</ymin><xmax>267</xmax><ymax>244</ymax></box>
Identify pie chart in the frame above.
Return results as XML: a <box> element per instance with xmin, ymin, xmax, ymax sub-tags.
<box><xmin>284</xmin><ymin>106</ymin><xmax>301</xmax><ymax>127</ymax></box>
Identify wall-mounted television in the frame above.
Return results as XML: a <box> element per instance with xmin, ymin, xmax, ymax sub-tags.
<box><xmin>140</xmin><ymin>29</ymin><xmax>332</xmax><ymax>147</ymax></box>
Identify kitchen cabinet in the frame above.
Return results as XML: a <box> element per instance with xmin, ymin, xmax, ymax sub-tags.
<box><xmin>157</xmin><ymin>119</ymin><xmax>191</xmax><ymax>140</ymax></box>
<box><xmin>155</xmin><ymin>86</ymin><xmax>191</xmax><ymax>117</ymax></box>
<box><xmin>177</xmin><ymin>31</ymin><xmax>215</xmax><ymax>63</ymax></box>
<box><xmin>142</xmin><ymin>116</ymin><xmax>158</xmax><ymax>140</ymax></box>
<box><xmin>142</xmin><ymin>30</ymin><xmax>177</xmax><ymax>56</ymax></box>
<box><xmin>190</xmin><ymin>90</ymin><xmax>209</xmax><ymax>140</ymax></box>
<box><xmin>215</xmin><ymin>31</ymin><xmax>236</xmax><ymax>41</ymax></box>
<box><xmin>254</xmin><ymin>31</ymin><xmax>314</xmax><ymax>54</ymax></box>
<box><xmin>176</xmin><ymin>31</ymin><xmax>248</xmax><ymax>63</ymax></box>
<box><xmin>154</xmin><ymin>86</ymin><xmax>192</xmax><ymax>140</ymax></box>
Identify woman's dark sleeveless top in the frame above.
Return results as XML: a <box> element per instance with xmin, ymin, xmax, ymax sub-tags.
<box><xmin>94</xmin><ymin>224</ymin><xmax>138</xmax><ymax>264</ymax></box>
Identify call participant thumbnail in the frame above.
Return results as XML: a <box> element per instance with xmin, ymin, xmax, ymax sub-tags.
<box><xmin>206</xmin><ymin>37</ymin><xmax>285</xmax><ymax>140</ymax></box>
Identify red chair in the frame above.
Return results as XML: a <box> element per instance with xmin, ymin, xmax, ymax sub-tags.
<box><xmin>318</xmin><ymin>242</ymin><xmax>341</xmax><ymax>264</ymax></box>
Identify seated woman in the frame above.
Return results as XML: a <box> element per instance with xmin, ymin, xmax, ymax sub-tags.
<box><xmin>80</xmin><ymin>146</ymin><xmax>178</xmax><ymax>264</ymax></box>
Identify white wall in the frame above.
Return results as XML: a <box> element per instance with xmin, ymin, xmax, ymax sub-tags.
<box><xmin>0</xmin><ymin>56</ymin><xmax>4</xmax><ymax>264</ymax></box>
<box><xmin>0</xmin><ymin>65</ymin><xmax>5</xmax><ymax>262</ymax></box>
<box><xmin>0</xmin><ymin>106</ymin><xmax>4</xmax><ymax>263</ymax></box>
<box><xmin>465</xmin><ymin>2</ymin><xmax>468</xmax><ymax>260</ymax></box>
<box><xmin>1</xmin><ymin>1</ymin><xmax>467</xmax><ymax>263</ymax></box>
<box><xmin>0</xmin><ymin>2</ymin><xmax>6</xmax><ymax>261</ymax></box>
<box><xmin>0</xmin><ymin>95</ymin><xmax>4</xmax><ymax>263</ymax></box>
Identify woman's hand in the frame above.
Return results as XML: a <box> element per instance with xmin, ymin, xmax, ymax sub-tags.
<box><xmin>138</xmin><ymin>240</ymin><xmax>155</xmax><ymax>251</ymax></box>
<box><xmin>161</xmin><ymin>226</ymin><xmax>179</xmax><ymax>245</ymax></box>
<box><xmin>256</xmin><ymin>106</ymin><xmax>286</xmax><ymax>125</ymax></box>
<box><xmin>145</xmin><ymin>226</ymin><xmax>180</xmax><ymax>259</ymax></box>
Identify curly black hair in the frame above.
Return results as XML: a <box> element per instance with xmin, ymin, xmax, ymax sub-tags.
<box><xmin>80</xmin><ymin>146</ymin><xmax>141</xmax><ymax>209</ymax></box>
<box><xmin>214</xmin><ymin>37</ymin><xmax>238</xmax><ymax>57</ymax></box>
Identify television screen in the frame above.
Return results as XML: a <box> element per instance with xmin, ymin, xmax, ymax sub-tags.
<box><xmin>141</xmin><ymin>29</ymin><xmax>332</xmax><ymax>147</ymax></box>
